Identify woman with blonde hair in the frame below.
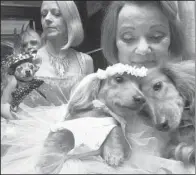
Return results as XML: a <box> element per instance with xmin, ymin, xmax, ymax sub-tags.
<box><xmin>1</xmin><ymin>1</ymin><xmax>94</xmax><ymax>173</ymax></box>
<box><xmin>1</xmin><ymin>0</ymin><xmax>94</xmax><ymax>120</ymax></box>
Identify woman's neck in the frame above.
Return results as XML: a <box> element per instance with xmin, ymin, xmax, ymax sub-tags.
<box><xmin>45</xmin><ymin>37</ymin><xmax>68</xmax><ymax>57</ymax></box>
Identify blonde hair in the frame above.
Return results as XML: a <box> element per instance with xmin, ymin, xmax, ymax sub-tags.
<box><xmin>43</xmin><ymin>1</ymin><xmax>84</xmax><ymax>50</ymax></box>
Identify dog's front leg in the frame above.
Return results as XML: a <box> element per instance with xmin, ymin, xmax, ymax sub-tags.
<box><xmin>101</xmin><ymin>125</ymin><xmax>130</xmax><ymax>167</ymax></box>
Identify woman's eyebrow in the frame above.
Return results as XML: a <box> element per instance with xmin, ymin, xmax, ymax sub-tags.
<box><xmin>150</xmin><ymin>24</ymin><xmax>168</xmax><ymax>29</ymax></box>
<box><xmin>119</xmin><ymin>25</ymin><xmax>135</xmax><ymax>31</ymax></box>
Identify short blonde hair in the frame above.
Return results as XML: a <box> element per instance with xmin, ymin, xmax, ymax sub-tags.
<box><xmin>101</xmin><ymin>1</ymin><xmax>187</xmax><ymax>64</ymax></box>
<box><xmin>56</xmin><ymin>1</ymin><xmax>84</xmax><ymax>50</ymax></box>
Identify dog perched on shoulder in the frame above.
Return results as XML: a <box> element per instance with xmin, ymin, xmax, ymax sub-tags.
<box><xmin>35</xmin><ymin>65</ymin><xmax>147</xmax><ymax>174</ymax></box>
<box><xmin>140</xmin><ymin>60</ymin><xmax>195</xmax><ymax>165</ymax></box>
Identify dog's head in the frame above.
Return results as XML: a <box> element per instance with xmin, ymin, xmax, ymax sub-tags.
<box><xmin>140</xmin><ymin>60</ymin><xmax>195</xmax><ymax>132</ymax></box>
<box><xmin>14</xmin><ymin>62</ymin><xmax>36</xmax><ymax>81</ymax></box>
<box><xmin>67</xmin><ymin>64</ymin><xmax>147</xmax><ymax>118</ymax></box>
<box><xmin>7</xmin><ymin>49</ymin><xmax>42</xmax><ymax>82</ymax></box>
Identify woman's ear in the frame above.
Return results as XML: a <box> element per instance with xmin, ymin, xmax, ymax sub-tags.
<box><xmin>161</xmin><ymin>60</ymin><xmax>195</xmax><ymax>115</ymax></box>
<box><xmin>67</xmin><ymin>73</ymin><xmax>101</xmax><ymax>115</ymax></box>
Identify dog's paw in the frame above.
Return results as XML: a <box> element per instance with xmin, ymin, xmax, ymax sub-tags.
<box><xmin>102</xmin><ymin>144</ymin><xmax>124</xmax><ymax>167</ymax></box>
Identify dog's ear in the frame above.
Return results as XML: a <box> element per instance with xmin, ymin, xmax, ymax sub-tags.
<box><xmin>67</xmin><ymin>73</ymin><xmax>101</xmax><ymax>116</ymax></box>
<box><xmin>161</xmin><ymin>60</ymin><xmax>195</xmax><ymax>116</ymax></box>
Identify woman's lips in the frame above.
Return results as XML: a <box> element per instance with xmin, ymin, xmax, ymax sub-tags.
<box><xmin>130</xmin><ymin>61</ymin><xmax>157</xmax><ymax>68</ymax></box>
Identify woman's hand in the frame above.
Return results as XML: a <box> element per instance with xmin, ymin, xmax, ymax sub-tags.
<box><xmin>1</xmin><ymin>75</ymin><xmax>17</xmax><ymax>120</ymax></box>
<box><xmin>1</xmin><ymin>103</ymin><xmax>16</xmax><ymax>120</ymax></box>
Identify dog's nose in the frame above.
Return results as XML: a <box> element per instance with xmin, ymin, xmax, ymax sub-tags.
<box><xmin>133</xmin><ymin>95</ymin><xmax>146</xmax><ymax>104</ymax></box>
<box><xmin>155</xmin><ymin>120</ymin><xmax>169</xmax><ymax>131</ymax></box>
<box><xmin>25</xmin><ymin>70</ymin><xmax>31</xmax><ymax>76</ymax></box>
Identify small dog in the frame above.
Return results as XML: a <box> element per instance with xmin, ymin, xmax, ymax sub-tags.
<box><xmin>140</xmin><ymin>60</ymin><xmax>195</xmax><ymax>165</ymax></box>
<box><xmin>35</xmin><ymin>64</ymin><xmax>147</xmax><ymax>174</ymax></box>
<box><xmin>14</xmin><ymin>62</ymin><xmax>37</xmax><ymax>85</ymax></box>
<box><xmin>1</xmin><ymin>50</ymin><xmax>43</xmax><ymax>114</ymax></box>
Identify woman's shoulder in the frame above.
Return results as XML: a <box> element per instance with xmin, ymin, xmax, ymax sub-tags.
<box><xmin>71</xmin><ymin>49</ymin><xmax>94</xmax><ymax>74</ymax></box>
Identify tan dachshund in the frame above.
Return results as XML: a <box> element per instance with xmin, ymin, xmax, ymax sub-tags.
<box><xmin>140</xmin><ymin>60</ymin><xmax>195</xmax><ymax>165</ymax></box>
<box><xmin>35</xmin><ymin>64</ymin><xmax>147</xmax><ymax>174</ymax></box>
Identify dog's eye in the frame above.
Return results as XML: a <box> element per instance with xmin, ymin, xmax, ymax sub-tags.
<box><xmin>30</xmin><ymin>65</ymin><xmax>34</xmax><ymax>70</ymax></box>
<box><xmin>153</xmin><ymin>82</ymin><xmax>162</xmax><ymax>91</ymax></box>
<box><xmin>115</xmin><ymin>76</ymin><xmax>124</xmax><ymax>83</ymax></box>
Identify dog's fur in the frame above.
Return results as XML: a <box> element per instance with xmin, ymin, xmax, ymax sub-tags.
<box><xmin>14</xmin><ymin>62</ymin><xmax>36</xmax><ymax>84</ymax></box>
<box><xmin>1</xmin><ymin>59</ymin><xmax>40</xmax><ymax>118</ymax></box>
<box><xmin>35</xmin><ymin>72</ymin><xmax>146</xmax><ymax>174</ymax></box>
<box><xmin>140</xmin><ymin>60</ymin><xmax>195</xmax><ymax>165</ymax></box>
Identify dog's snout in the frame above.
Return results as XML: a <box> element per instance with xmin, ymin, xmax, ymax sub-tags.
<box><xmin>25</xmin><ymin>70</ymin><xmax>31</xmax><ymax>76</ymax></box>
<box><xmin>155</xmin><ymin>120</ymin><xmax>169</xmax><ymax>131</ymax></box>
<box><xmin>133</xmin><ymin>95</ymin><xmax>146</xmax><ymax>104</ymax></box>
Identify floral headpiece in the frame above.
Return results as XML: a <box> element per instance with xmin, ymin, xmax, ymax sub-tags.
<box><xmin>96</xmin><ymin>63</ymin><xmax>148</xmax><ymax>79</ymax></box>
<box><xmin>6</xmin><ymin>49</ymin><xmax>42</xmax><ymax>75</ymax></box>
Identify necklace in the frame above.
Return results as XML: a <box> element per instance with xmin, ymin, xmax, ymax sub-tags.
<box><xmin>47</xmin><ymin>49</ymin><xmax>70</xmax><ymax>78</ymax></box>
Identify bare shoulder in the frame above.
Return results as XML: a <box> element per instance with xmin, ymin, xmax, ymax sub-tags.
<box><xmin>80</xmin><ymin>52</ymin><xmax>94</xmax><ymax>74</ymax></box>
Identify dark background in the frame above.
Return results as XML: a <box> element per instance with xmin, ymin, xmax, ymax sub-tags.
<box><xmin>1</xmin><ymin>1</ymin><xmax>111</xmax><ymax>71</ymax></box>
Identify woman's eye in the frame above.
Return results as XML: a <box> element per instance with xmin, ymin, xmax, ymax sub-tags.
<box><xmin>148</xmin><ymin>33</ymin><xmax>165</xmax><ymax>42</ymax></box>
<box><xmin>121</xmin><ymin>33</ymin><xmax>135</xmax><ymax>43</ymax></box>
<box><xmin>30</xmin><ymin>40</ymin><xmax>38</xmax><ymax>46</ymax></box>
<box><xmin>54</xmin><ymin>12</ymin><xmax>61</xmax><ymax>17</ymax></box>
<box><xmin>153</xmin><ymin>82</ymin><xmax>162</xmax><ymax>91</ymax></box>
<box><xmin>41</xmin><ymin>11</ymin><xmax>47</xmax><ymax>17</ymax></box>
<box><xmin>115</xmin><ymin>76</ymin><xmax>124</xmax><ymax>83</ymax></box>
<box><xmin>52</xmin><ymin>10</ymin><xmax>61</xmax><ymax>17</ymax></box>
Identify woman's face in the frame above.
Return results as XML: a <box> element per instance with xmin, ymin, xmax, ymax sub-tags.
<box><xmin>41</xmin><ymin>1</ymin><xmax>67</xmax><ymax>39</ymax></box>
<box><xmin>116</xmin><ymin>3</ymin><xmax>171</xmax><ymax>68</ymax></box>
<box><xmin>21</xmin><ymin>33</ymin><xmax>41</xmax><ymax>52</ymax></box>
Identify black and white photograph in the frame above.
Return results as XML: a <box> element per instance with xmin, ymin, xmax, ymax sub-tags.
<box><xmin>1</xmin><ymin>1</ymin><xmax>195</xmax><ymax>174</ymax></box>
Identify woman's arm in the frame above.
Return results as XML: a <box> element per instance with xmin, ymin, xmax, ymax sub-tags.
<box><xmin>1</xmin><ymin>75</ymin><xmax>17</xmax><ymax>120</ymax></box>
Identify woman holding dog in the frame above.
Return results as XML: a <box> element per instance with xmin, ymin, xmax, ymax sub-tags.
<box><xmin>1</xmin><ymin>1</ymin><xmax>194</xmax><ymax>174</ymax></box>
<box><xmin>99</xmin><ymin>1</ymin><xmax>195</xmax><ymax>174</ymax></box>
<box><xmin>1</xmin><ymin>1</ymin><xmax>94</xmax><ymax>120</ymax></box>
<box><xmin>1</xmin><ymin>1</ymin><xmax>94</xmax><ymax>172</ymax></box>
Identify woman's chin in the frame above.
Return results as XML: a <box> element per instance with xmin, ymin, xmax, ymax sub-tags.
<box><xmin>45</xmin><ymin>32</ymin><xmax>59</xmax><ymax>39</ymax></box>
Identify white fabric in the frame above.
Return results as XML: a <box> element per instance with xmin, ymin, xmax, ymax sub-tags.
<box><xmin>51</xmin><ymin>117</ymin><xmax>117</xmax><ymax>153</ymax></box>
<box><xmin>1</xmin><ymin>104</ymin><xmax>195</xmax><ymax>174</ymax></box>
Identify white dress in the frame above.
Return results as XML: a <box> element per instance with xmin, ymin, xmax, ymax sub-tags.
<box><xmin>1</xmin><ymin>108</ymin><xmax>195</xmax><ymax>174</ymax></box>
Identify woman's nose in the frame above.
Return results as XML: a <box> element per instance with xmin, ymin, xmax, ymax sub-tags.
<box><xmin>44</xmin><ymin>12</ymin><xmax>53</xmax><ymax>24</ymax></box>
<box><xmin>135</xmin><ymin>38</ymin><xmax>151</xmax><ymax>55</ymax></box>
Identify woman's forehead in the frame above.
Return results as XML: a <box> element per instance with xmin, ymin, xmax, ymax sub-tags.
<box><xmin>22</xmin><ymin>33</ymin><xmax>40</xmax><ymax>42</ymax></box>
<box><xmin>117</xmin><ymin>3</ymin><xmax>169</xmax><ymax>31</ymax></box>
<box><xmin>41</xmin><ymin>1</ymin><xmax>59</xmax><ymax>10</ymax></box>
